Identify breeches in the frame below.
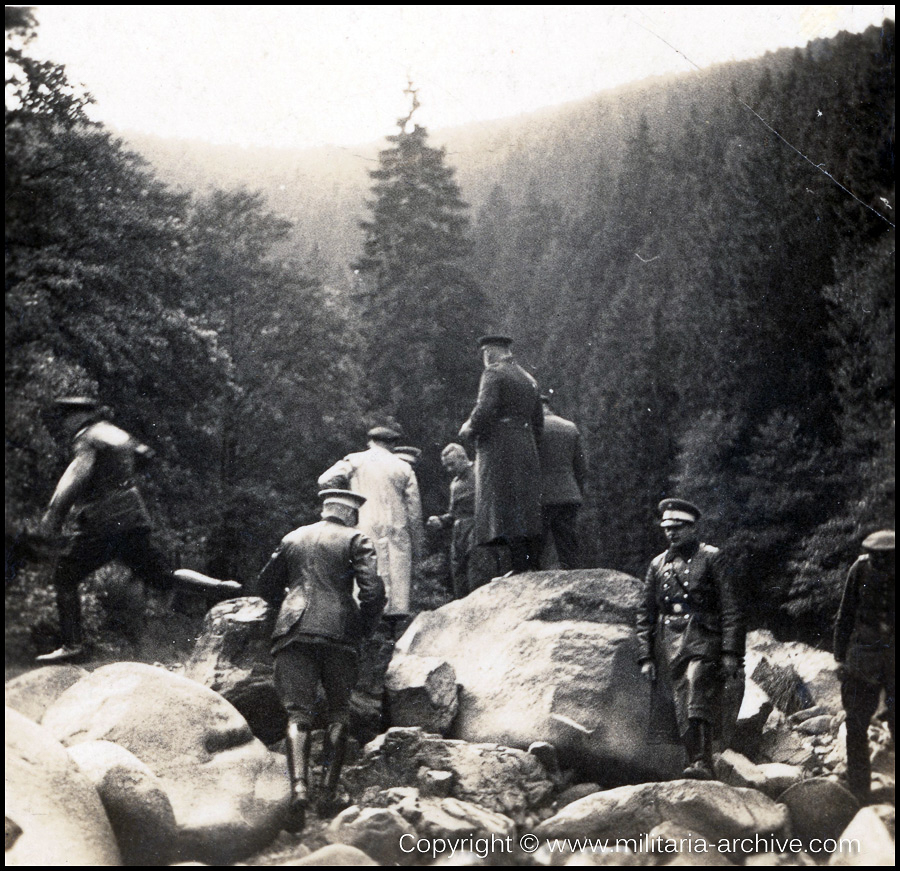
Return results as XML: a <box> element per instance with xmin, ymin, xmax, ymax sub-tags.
<box><xmin>541</xmin><ymin>503</ymin><xmax>580</xmax><ymax>569</ymax></box>
<box><xmin>274</xmin><ymin>642</ymin><xmax>359</xmax><ymax>728</ymax></box>
<box><xmin>841</xmin><ymin>662</ymin><xmax>895</xmax><ymax>794</ymax></box>
<box><xmin>658</xmin><ymin>654</ymin><xmax>719</xmax><ymax>738</ymax></box>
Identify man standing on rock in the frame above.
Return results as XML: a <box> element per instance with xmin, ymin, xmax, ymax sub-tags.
<box><xmin>834</xmin><ymin>529</ymin><xmax>895</xmax><ymax>802</ymax></box>
<box><xmin>318</xmin><ymin>426</ymin><xmax>423</xmax><ymax>621</ymax></box>
<box><xmin>251</xmin><ymin>489</ymin><xmax>386</xmax><ymax>831</ymax></box>
<box><xmin>636</xmin><ymin>499</ymin><xmax>744</xmax><ymax>780</ymax></box>
<box><xmin>459</xmin><ymin>335</ymin><xmax>544</xmax><ymax>575</ymax></box>
<box><xmin>538</xmin><ymin>394</ymin><xmax>587</xmax><ymax>570</ymax></box>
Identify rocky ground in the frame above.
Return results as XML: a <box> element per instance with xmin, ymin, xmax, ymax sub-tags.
<box><xmin>5</xmin><ymin>569</ymin><xmax>895</xmax><ymax>866</ymax></box>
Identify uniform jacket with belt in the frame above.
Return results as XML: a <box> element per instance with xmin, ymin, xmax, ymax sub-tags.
<box><xmin>834</xmin><ymin>554</ymin><xmax>895</xmax><ymax>679</ymax></box>
<box><xmin>538</xmin><ymin>412</ymin><xmax>586</xmax><ymax>506</ymax></box>
<box><xmin>253</xmin><ymin>517</ymin><xmax>386</xmax><ymax>654</ymax></box>
<box><xmin>636</xmin><ymin>541</ymin><xmax>744</xmax><ymax>665</ymax></box>
<box><xmin>461</xmin><ymin>359</ymin><xmax>543</xmax><ymax>544</ymax></box>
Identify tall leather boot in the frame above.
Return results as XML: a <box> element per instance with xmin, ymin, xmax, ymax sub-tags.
<box><xmin>284</xmin><ymin>721</ymin><xmax>311</xmax><ymax>833</ymax></box>
<box><xmin>682</xmin><ymin>719</ymin><xmax>714</xmax><ymax>780</ymax></box>
<box><xmin>319</xmin><ymin>722</ymin><xmax>349</xmax><ymax>815</ymax></box>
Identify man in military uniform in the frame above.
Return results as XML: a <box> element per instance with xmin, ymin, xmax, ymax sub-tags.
<box><xmin>538</xmin><ymin>395</ymin><xmax>587</xmax><ymax>570</ymax></box>
<box><xmin>427</xmin><ymin>443</ymin><xmax>489</xmax><ymax>598</ymax></box>
<box><xmin>834</xmin><ymin>529</ymin><xmax>895</xmax><ymax>802</ymax></box>
<box><xmin>459</xmin><ymin>336</ymin><xmax>543</xmax><ymax>574</ymax></box>
<box><xmin>251</xmin><ymin>489</ymin><xmax>386</xmax><ymax>831</ymax></box>
<box><xmin>318</xmin><ymin>427</ymin><xmax>423</xmax><ymax>619</ymax></box>
<box><xmin>636</xmin><ymin>499</ymin><xmax>743</xmax><ymax>779</ymax></box>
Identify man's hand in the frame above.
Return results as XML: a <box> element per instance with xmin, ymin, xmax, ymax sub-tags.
<box><xmin>426</xmin><ymin>516</ymin><xmax>443</xmax><ymax>530</ymax></box>
<box><xmin>640</xmin><ymin>661</ymin><xmax>657</xmax><ymax>682</ymax></box>
<box><xmin>721</xmin><ymin>654</ymin><xmax>742</xmax><ymax>680</ymax></box>
<box><xmin>458</xmin><ymin>421</ymin><xmax>473</xmax><ymax>441</ymax></box>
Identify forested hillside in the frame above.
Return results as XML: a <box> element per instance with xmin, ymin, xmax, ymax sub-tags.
<box><xmin>6</xmin><ymin>10</ymin><xmax>894</xmax><ymax>651</ymax></box>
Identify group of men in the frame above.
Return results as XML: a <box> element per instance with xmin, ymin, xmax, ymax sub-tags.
<box><xmin>31</xmin><ymin>335</ymin><xmax>894</xmax><ymax>830</ymax></box>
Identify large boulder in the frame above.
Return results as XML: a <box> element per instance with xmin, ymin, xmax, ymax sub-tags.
<box><xmin>5</xmin><ymin>707</ymin><xmax>121</xmax><ymax>866</ymax></box>
<box><xmin>4</xmin><ymin>664</ymin><xmax>89</xmax><ymax>723</ymax></box>
<box><xmin>68</xmin><ymin>739</ymin><xmax>178</xmax><ymax>866</ymax></box>
<box><xmin>776</xmin><ymin>779</ymin><xmax>859</xmax><ymax>850</ymax></box>
<box><xmin>394</xmin><ymin>570</ymin><xmax>682</xmax><ymax>783</ymax></box>
<box><xmin>182</xmin><ymin>596</ymin><xmax>287</xmax><ymax>745</ymax></box>
<box><xmin>346</xmin><ymin>726</ymin><xmax>554</xmax><ymax>824</ymax></box>
<box><xmin>40</xmin><ymin>661</ymin><xmax>289</xmax><ymax>864</ymax></box>
<box><xmin>385</xmin><ymin>653</ymin><xmax>459</xmax><ymax>734</ymax></box>
<box><xmin>535</xmin><ymin>780</ymin><xmax>790</xmax><ymax>843</ymax></box>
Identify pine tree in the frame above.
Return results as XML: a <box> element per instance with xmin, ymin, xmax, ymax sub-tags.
<box><xmin>354</xmin><ymin>87</ymin><xmax>488</xmax><ymax>472</ymax></box>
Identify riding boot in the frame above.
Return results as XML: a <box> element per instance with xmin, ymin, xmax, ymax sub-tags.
<box><xmin>284</xmin><ymin>721</ymin><xmax>311</xmax><ymax>832</ymax></box>
<box><xmin>682</xmin><ymin>719</ymin><xmax>714</xmax><ymax>780</ymax></box>
<box><xmin>319</xmin><ymin>722</ymin><xmax>349</xmax><ymax>815</ymax></box>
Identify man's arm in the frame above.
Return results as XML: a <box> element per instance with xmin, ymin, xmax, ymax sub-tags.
<box><xmin>352</xmin><ymin>533</ymin><xmax>386</xmax><ymax>632</ymax></box>
<box><xmin>249</xmin><ymin>545</ymin><xmax>289</xmax><ymax>612</ymax></box>
<box><xmin>317</xmin><ymin>457</ymin><xmax>353</xmax><ymax>490</ymax></box>
<box><xmin>713</xmin><ymin>549</ymin><xmax>744</xmax><ymax>676</ymax></box>
<box><xmin>463</xmin><ymin>367</ymin><xmax>501</xmax><ymax>438</ymax></box>
<box><xmin>635</xmin><ymin>561</ymin><xmax>659</xmax><ymax>668</ymax></box>
<box><xmin>42</xmin><ymin>449</ymin><xmax>95</xmax><ymax>533</ymax></box>
<box><xmin>404</xmin><ymin>472</ymin><xmax>425</xmax><ymax>562</ymax></box>
<box><xmin>833</xmin><ymin>560</ymin><xmax>861</xmax><ymax>663</ymax></box>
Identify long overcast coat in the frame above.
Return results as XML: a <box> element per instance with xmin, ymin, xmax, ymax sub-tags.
<box><xmin>318</xmin><ymin>444</ymin><xmax>423</xmax><ymax>615</ymax></box>
<box><xmin>461</xmin><ymin>359</ymin><xmax>543</xmax><ymax>545</ymax></box>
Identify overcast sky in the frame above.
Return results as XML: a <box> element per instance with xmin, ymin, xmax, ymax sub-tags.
<box><xmin>30</xmin><ymin>5</ymin><xmax>895</xmax><ymax>150</ymax></box>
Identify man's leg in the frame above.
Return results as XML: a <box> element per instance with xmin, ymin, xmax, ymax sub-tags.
<box><xmin>508</xmin><ymin>537</ymin><xmax>541</xmax><ymax>573</ymax></box>
<box><xmin>37</xmin><ymin>535</ymin><xmax>106</xmax><ymax>662</ymax></box>
<box><xmin>550</xmin><ymin>504</ymin><xmax>580</xmax><ymax>570</ymax></box>
<box><xmin>274</xmin><ymin>645</ymin><xmax>321</xmax><ymax>831</ymax></box>
<box><xmin>842</xmin><ymin>674</ymin><xmax>881</xmax><ymax>801</ymax></box>
<box><xmin>681</xmin><ymin>658</ymin><xmax>718</xmax><ymax>779</ymax></box>
<box><xmin>319</xmin><ymin>646</ymin><xmax>360</xmax><ymax>813</ymax></box>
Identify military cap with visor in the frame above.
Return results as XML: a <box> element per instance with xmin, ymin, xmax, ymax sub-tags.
<box><xmin>367</xmin><ymin>426</ymin><xmax>402</xmax><ymax>442</ymax></box>
<box><xmin>478</xmin><ymin>335</ymin><xmax>513</xmax><ymax>348</ymax></box>
<box><xmin>319</xmin><ymin>489</ymin><xmax>367</xmax><ymax>510</ymax></box>
<box><xmin>53</xmin><ymin>396</ymin><xmax>99</xmax><ymax>411</ymax></box>
<box><xmin>658</xmin><ymin>498</ymin><xmax>702</xmax><ymax>527</ymax></box>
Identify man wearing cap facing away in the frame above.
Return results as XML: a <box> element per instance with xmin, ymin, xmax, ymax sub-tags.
<box><xmin>318</xmin><ymin>427</ymin><xmax>423</xmax><ymax>620</ymax></box>
<box><xmin>251</xmin><ymin>489</ymin><xmax>386</xmax><ymax>831</ymax></box>
<box><xmin>636</xmin><ymin>499</ymin><xmax>744</xmax><ymax>780</ymax></box>
<box><xmin>834</xmin><ymin>529</ymin><xmax>895</xmax><ymax>802</ymax></box>
<box><xmin>459</xmin><ymin>335</ymin><xmax>544</xmax><ymax>575</ymax></box>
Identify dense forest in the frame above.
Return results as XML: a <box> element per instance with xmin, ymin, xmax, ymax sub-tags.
<box><xmin>6</xmin><ymin>8</ymin><xmax>894</xmax><ymax>655</ymax></box>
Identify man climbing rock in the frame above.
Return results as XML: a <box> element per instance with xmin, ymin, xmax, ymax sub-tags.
<box><xmin>636</xmin><ymin>498</ymin><xmax>744</xmax><ymax>779</ymax></box>
<box><xmin>251</xmin><ymin>489</ymin><xmax>386</xmax><ymax>831</ymax></box>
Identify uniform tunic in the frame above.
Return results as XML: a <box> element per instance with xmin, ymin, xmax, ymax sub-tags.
<box><xmin>318</xmin><ymin>445</ymin><xmax>423</xmax><ymax>615</ymax></box>
<box><xmin>253</xmin><ymin>517</ymin><xmax>386</xmax><ymax>725</ymax></box>
<box><xmin>636</xmin><ymin>541</ymin><xmax>743</xmax><ymax>741</ymax></box>
<box><xmin>462</xmin><ymin>360</ymin><xmax>543</xmax><ymax>545</ymax></box>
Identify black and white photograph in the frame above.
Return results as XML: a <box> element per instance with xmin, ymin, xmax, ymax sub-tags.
<box><xmin>5</xmin><ymin>5</ymin><xmax>895</xmax><ymax>865</ymax></box>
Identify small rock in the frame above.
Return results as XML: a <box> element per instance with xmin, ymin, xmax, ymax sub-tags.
<box><xmin>650</xmin><ymin>820</ymin><xmax>733</xmax><ymax>864</ymax></box>
<box><xmin>828</xmin><ymin>806</ymin><xmax>894</xmax><ymax>866</ymax></box>
<box><xmin>777</xmin><ymin>778</ymin><xmax>858</xmax><ymax>850</ymax></box>
<box><xmin>278</xmin><ymin>843</ymin><xmax>379</xmax><ymax>865</ymax></box>
<box><xmin>715</xmin><ymin>750</ymin><xmax>767</xmax><ymax>791</ymax></box>
<box><xmin>794</xmin><ymin>716</ymin><xmax>833</xmax><ymax>736</ymax></box>
<box><xmin>326</xmin><ymin>805</ymin><xmax>416</xmax><ymax>865</ymax></box>
<box><xmin>787</xmin><ymin>707</ymin><xmax>828</xmax><ymax>726</ymax></box>
<box><xmin>419</xmin><ymin>768</ymin><xmax>454</xmax><ymax>797</ymax></box>
<box><xmin>732</xmin><ymin>680</ymin><xmax>774</xmax><ymax>760</ymax></box>
<box><xmin>386</xmin><ymin>654</ymin><xmax>459</xmax><ymax>735</ymax></box>
<box><xmin>755</xmin><ymin>764</ymin><xmax>803</xmax><ymax>799</ymax></box>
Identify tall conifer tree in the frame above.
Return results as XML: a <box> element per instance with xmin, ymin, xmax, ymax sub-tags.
<box><xmin>354</xmin><ymin>86</ymin><xmax>487</xmax><ymax>462</ymax></box>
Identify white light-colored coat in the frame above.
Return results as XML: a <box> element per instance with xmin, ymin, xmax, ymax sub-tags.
<box><xmin>318</xmin><ymin>444</ymin><xmax>423</xmax><ymax>614</ymax></box>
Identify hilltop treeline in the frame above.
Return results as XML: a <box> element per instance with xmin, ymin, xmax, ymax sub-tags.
<box><xmin>6</xmin><ymin>9</ymin><xmax>894</xmax><ymax>648</ymax></box>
